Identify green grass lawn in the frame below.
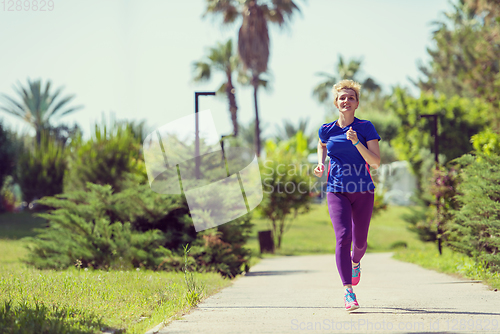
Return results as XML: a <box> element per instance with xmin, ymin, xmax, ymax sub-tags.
<box><xmin>0</xmin><ymin>212</ymin><xmax>232</xmax><ymax>334</ymax></box>
<box><xmin>394</xmin><ymin>241</ymin><xmax>500</xmax><ymax>290</ymax></box>
<box><xmin>246</xmin><ymin>203</ymin><xmax>416</xmax><ymax>260</ymax></box>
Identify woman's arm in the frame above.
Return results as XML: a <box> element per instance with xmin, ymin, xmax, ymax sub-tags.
<box><xmin>314</xmin><ymin>139</ymin><xmax>327</xmax><ymax>177</ymax></box>
<box><xmin>355</xmin><ymin>139</ymin><xmax>380</xmax><ymax>169</ymax></box>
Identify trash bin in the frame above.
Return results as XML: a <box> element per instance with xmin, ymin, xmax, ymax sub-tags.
<box><xmin>258</xmin><ymin>230</ymin><xmax>274</xmax><ymax>254</ymax></box>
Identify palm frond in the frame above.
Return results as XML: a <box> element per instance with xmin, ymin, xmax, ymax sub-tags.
<box><xmin>203</xmin><ymin>0</ymin><xmax>240</xmax><ymax>23</ymax></box>
<box><xmin>44</xmin><ymin>95</ymin><xmax>77</xmax><ymax>122</ymax></box>
<box><xmin>192</xmin><ymin>61</ymin><xmax>212</xmax><ymax>82</ymax></box>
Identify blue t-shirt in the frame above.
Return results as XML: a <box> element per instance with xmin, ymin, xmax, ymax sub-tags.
<box><xmin>318</xmin><ymin>117</ymin><xmax>381</xmax><ymax>193</ymax></box>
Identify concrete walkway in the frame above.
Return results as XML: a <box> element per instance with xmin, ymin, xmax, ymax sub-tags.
<box><xmin>151</xmin><ymin>253</ymin><xmax>500</xmax><ymax>333</ymax></box>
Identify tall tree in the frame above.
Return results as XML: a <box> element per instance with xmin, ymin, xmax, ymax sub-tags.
<box><xmin>204</xmin><ymin>0</ymin><xmax>302</xmax><ymax>156</ymax></box>
<box><xmin>193</xmin><ymin>39</ymin><xmax>242</xmax><ymax>136</ymax></box>
<box><xmin>415</xmin><ymin>0</ymin><xmax>500</xmax><ymax>128</ymax></box>
<box><xmin>0</xmin><ymin>79</ymin><xmax>83</xmax><ymax>145</ymax></box>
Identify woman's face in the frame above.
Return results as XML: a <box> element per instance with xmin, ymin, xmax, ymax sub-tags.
<box><xmin>334</xmin><ymin>89</ymin><xmax>359</xmax><ymax>114</ymax></box>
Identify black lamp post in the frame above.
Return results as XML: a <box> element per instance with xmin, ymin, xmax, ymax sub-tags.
<box><xmin>195</xmin><ymin>92</ymin><xmax>215</xmax><ymax>179</ymax></box>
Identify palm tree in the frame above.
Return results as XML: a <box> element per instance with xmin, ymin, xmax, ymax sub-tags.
<box><xmin>204</xmin><ymin>0</ymin><xmax>302</xmax><ymax>156</ymax></box>
<box><xmin>312</xmin><ymin>55</ymin><xmax>361</xmax><ymax>106</ymax></box>
<box><xmin>313</xmin><ymin>55</ymin><xmax>380</xmax><ymax>108</ymax></box>
<box><xmin>275</xmin><ymin>117</ymin><xmax>315</xmax><ymax>149</ymax></box>
<box><xmin>193</xmin><ymin>39</ymin><xmax>241</xmax><ymax>136</ymax></box>
<box><xmin>0</xmin><ymin>79</ymin><xmax>83</xmax><ymax>145</ymax></box>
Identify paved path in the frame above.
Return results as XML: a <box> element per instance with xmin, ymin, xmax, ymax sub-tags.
<box><xmin>151</xmin><ymin>253</ymin><xmax>500</xmax><ymax>333</ymax></box>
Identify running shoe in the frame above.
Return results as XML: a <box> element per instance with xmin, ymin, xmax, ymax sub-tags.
<box><xmin>352</xmin><ymin>263</ymin><xmax>361</xmax><ymax>286</ymax></box>
<box><xmin>344</xmin><ymin>288</ymin><xmax>359</xmax><ymax>311</ymax></box>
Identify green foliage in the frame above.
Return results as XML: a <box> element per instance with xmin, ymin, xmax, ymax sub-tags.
<box><xmin>404</xmin><ymin>165</ymin><xmax>460</xmax><ymax>254</ymax></box>
<box><xmin>0</xmin><ymin>176</ymin><xmax>17</xmax><ymax>213</ymax></box>
<box><xmin>387</xmin><ymin>88</ymin><xmax>489</xmax><ymax>194</ymax></box>
<box><xmin>416</xmin><ymin>0</ymin><xmax>500</xmax><ymax>128</ymax></box>
<box><xmin>16</xmin><ymin>132</ymin><xmax>67</xmax><ymax>204</ymax></box>
<box><xmin>446</xmin><ymin>153</ymin><xmax>500</xmax><ymax>272</ymax></box>
<box><xmin>471</xmin><ymin>128</ymin><xmax>500</xmax><ymax>155</ymax></box>
<box><xmin>259</xmin><ymin>132</ymin><xmax>311</xmax><ymax>248</ymax></box>
<box><xmin>24</xmin><ymin>183</ymin><xmax>171</xmax><ymax>270</ymax></box>
<box><xmin>0</xmin><ymin>78</ymin><xmax>83</xmax><ymax>145</ymax></box>
<box><xmin>24</xmin><ymin>180</ymin><xmax>253</xmax><ymax>277</ymax></box>
<box><xmin>394</xmin><ymin>242</ymin><xmax>500</xmax><ymax>290</ymax></box>
<box><xmin>64</xmin><ymin>120</ymin><xmax>146</xmax><ymax>194</ymax></box>
<box><xmin>0</xmin><ymin>121</ymin><xmax>18</xmax><ymax>201</ymax></box>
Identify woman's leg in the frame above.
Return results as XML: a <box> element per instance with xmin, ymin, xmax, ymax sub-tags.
<box><xmin>350</xmin><ymin>191</ymin><xmax>375</xmax><ymax>264</ymax></box>
<box><xmin>327</xmin><ymin>192</ymin><xmax>353</xmax><ymax>286</ymax></box>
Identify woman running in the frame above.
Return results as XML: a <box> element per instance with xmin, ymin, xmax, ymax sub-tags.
<box><xmin>313</xmin><ymin>79</ymin><xmax>381</xmax><ymax>311</ymax></box>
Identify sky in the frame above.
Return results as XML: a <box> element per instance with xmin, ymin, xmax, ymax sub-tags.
<box><xmin>0</xmin><ymin>0</ymin><xmax>453</xmax><ymax>143</ymax></box>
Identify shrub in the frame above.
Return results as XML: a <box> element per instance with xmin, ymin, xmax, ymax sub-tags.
<box><xmin>64</xmin><ymin>121</ymin><xmax>146</xmax><ymax>194</ymax></box>
<box><xmin>24</xmin><ymin>183</ymin><xmax>171</xmax><ymax>270</ymax></box>
<box><xmin>113</xmin><ymin>178</ymin><xmax>254</xmax><ymax>278</ymax></box>
<box><xmin>447</xmin><ymin>153</ymin><xmax>500</xmax><ymax>272</ymax></box>
<box><xmin>471</xmin><ymin>128</ymin><xmax>500</xmax><ymax>156</ymax></box>
<box><xmin>25</xmin><ymin>182</ymin><xmax>253</xmax><ymax>277</ymax></box>
<box><xmin>404</xmin><ymin>166</ymin><xmax>459</xmax><ymax>255</ymax></box>
<box><xmin>15</xmin><ymin>132</ymin><xmax>66</xmax><ymax>205</ymax></box>
<box><xmin>0</xmin><ymin>121</ymin><xmax>18</xmax><ymax>205</ymax></box>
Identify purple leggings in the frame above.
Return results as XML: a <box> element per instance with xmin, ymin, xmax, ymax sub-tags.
<box><xmin>327</xmin><ymin>191</ymin><xmax>374</xmax><ymax>285</ymax></box>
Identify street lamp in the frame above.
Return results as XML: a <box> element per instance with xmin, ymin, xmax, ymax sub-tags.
<box><xmin>195</xmin><ymin>91</ymin><xmax>216</xmax><ymax>179</ymax></box>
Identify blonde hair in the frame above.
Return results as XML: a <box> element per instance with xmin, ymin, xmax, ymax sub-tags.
<box><xmin>332</xmin><ymin>79</ymin><xmax>362</xmax><ymax>102</ymax></box>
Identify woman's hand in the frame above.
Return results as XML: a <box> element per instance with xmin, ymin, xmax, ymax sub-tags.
<box><xmin>346</xmin><ymin>126</ymin><xmax>358</xmax><ymax>144</ymax></box>
<box><xmin>314</xmin><ymin>163</ymin><xmax>325</xmax><ymax>177</ymax></box>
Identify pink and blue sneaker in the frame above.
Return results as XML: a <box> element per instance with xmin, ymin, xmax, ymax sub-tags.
<box><xmin>344</xmin><ymin>288</ymin><xmax>359</xmax><ymax>311</ymax></box>
<box><xmin>352</xmin><ymin>263</ymin><xmax>361</xmax><ymax>286</ymax></box>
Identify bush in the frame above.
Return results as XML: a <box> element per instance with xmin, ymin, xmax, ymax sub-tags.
<box><xmin>15</xmin><ymin>132</ymin><xmax>67</xmax><ymax>205</ymax></box>
<box><xmin>64</xmin><ymin>120</ymin><xmax>146</xmax><ymax>194</ymax></box>
<box><xmin>25</xmin><ymin>182</ymin><xmax>253</xmax><ymax>277</ymax></box>
<box><xmin>447</xmin><ymin>153</ymin><xmax>500</xmax><ymax>272</ymax></box>
<box><xmin>24</xmin><ymin>183</ymin><xmax>171</xmax><ymax>270</ymax></box>
<box><xmin>0</xmin><ymin>121</ymin><xmax>18</xmax><ymax>207</ymax></box>
<box><xmin>471</xmin><ymin>128</ymin><xmax>500</xmax><ymax>156</ymax></box>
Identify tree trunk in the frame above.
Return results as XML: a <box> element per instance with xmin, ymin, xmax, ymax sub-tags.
<box><xmin>252</xmin><ymin>74</ymin><xmax>261</xmax><ymax>157</ymax></box>
<box><xmin>226</xmin><ymin>70</ymin><xmax>238</xmax><ymax>137</ymax></box>
<box><xmin>36</xmin><ymin>127</ymin><xmax>41</xmax><ymax>146</ymax></box>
